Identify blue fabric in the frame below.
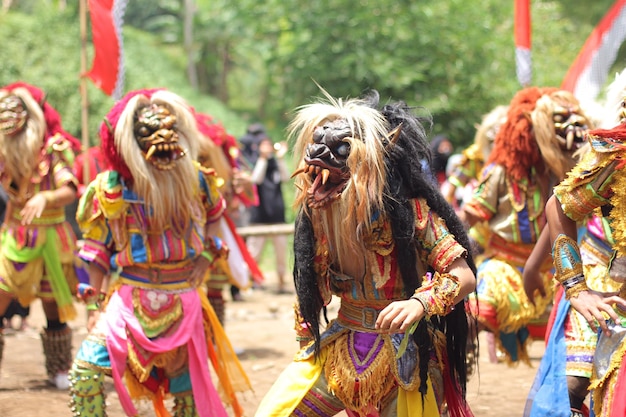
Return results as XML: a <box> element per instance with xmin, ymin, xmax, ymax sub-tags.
<box><xmin>167</xmin><ymin>370</ymin><xmax>193</xmax><ymax>394</ymax></box>
<box><xmin>523</xmin><ymin>292</ymin><xmax>570</xmax><ymax>417</ymax></box>
<box><xmin>499</xmin><ymin>328</ymin><xmax>529</xmax><ymax>362</ymax></box>
<box><xmin>75</xmin><ymin>337</ymin><xmax>112</xmax><ymax>369</ymax></box>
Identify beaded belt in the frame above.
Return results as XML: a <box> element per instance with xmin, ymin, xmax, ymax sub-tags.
<box><xmin>337</xmin><ymin>300</ymin><xmax>391</xmax><ymax>332</ymax></box>
<box><xmin>8</xmin><ymin>207</ymin><xmax>65</xmax><ymax>225</ymax></box>
<box><xmin>120</xmin><ymin>263</ymin><xmax>194</xmax><ymax>286</ymax></box>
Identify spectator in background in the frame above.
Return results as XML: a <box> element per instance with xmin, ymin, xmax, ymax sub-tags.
<box><xmin>429</xmin><ymin>133</ymin><xmax>454</xmax><ymax>187</ymax></box>
<box><xmin>240</xmin><ymin>123</ymin><xmax>291</xmax><ymax>294</ymax></box>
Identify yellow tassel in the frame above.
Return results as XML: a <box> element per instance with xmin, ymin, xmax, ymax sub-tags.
<box><xmin>324</xmin><ymin>333</ymin><xmax>396</xmax><ymax>413</ymax></box>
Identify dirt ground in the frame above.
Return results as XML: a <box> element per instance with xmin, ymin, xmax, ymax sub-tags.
<box><xmin>0</xmin><ymin>274</ymin><xmax>546</xmax><ymax>417</ymax></box>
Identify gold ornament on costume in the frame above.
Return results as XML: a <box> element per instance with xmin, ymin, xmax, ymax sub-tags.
<box><xmin>0</xmin><ymin>94</ymin><xmax>28</xmax><ymax>136</ymax></box>
<box><xmin>609</xmin><ymin>162</ymin><xmax>626</xmax><ymax>257</ymax></box>
<box><xmin>134</xmin><ymin>104</ymin><xmax>187</xmax><ymax>170</ymax></box>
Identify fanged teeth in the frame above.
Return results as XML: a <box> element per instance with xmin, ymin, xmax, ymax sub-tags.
<box><xmin>144</xmin><ymin>143</ymin><xmax>182</xmax><ymax>161</ymax></box>
<box><xmin>291</xmin><ymin>167</ymin><xmax>306</xmax><ymax>178</ymax></box>
<box><xmin>321</xmin><ymin>168</ymin><xmax>330</xmax><ymax>184</ymax></box>
<box><xmin>566</xmin><ymin>129</ymin><xmax>574</xmax><ymax>149</ymax></box>
<box><xmin>294</xmin><ymin>164</ymin><xmax>332</xmax><ymax>184</ymax></box>
<box><xmin>145</xmin><ymin>145</ymin><xmax>157</xmax><ymax>161</ymax></box>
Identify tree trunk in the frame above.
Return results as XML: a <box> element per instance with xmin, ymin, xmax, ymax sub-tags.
<box><xmin>183</xmin><ymin>0</ymin><xmax>198</xmax><ymax>89</ymax></box>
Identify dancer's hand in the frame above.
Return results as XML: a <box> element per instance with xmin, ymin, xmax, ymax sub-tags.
<box><xmin>189</xmin><ymin>255</ymin><xmax>211</xmax><ymax>288</ymax></box>
<box><xmin>20</xmin><ymin>193</ymin><xmax>48</xmax><ymax>225</ymax></box>
<box><xmin>376</xmin><ymin>299</ymin><xmax>425</xmax><ymax>333</ymax></box>
<box><xmin>569</xmin><ymin>290</ymin><xmax>626</xmax><ymax>335</ymax></box>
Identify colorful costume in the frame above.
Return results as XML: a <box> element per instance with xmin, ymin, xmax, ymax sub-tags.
<box><xmin>446</xmin><ymin>105</ymin><xmax>508</xmax><ymax>252</ymax></box>
<box><xmin>525</xmin><ymin>72</ymin><xmax>626</xmax><ymax>417</ymax></box>
<box><xmin>68</xmin><ymin>89</ymin><xmax>251</xmax><ymax>417</ymax></box>
<box><xmin>0</xmin><ymin>82</ymin><xmax>83</xmax><ymax>389</ymax></box>
<box><xmin>256</xmin><ymin>90</ymin><xmax>476</xmax><ymax>417</ymax></box>
<box><xmin>546</xmin><ymin>121</ymin><xmax>626</xmax><ymax>417</ymax></box>
<box><xmin>525</xmin><ymin>214</ymin><xmax>621</xmax><ymax>417</ymax></box>
<box><xmin>463</xmin><ymin>87</ymin><xmax>590</xmax><ymax>363</ymax></box>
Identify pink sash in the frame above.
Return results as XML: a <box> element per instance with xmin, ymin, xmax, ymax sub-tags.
<box><xmin>104</xmin><ymin>285</ymin><xmax>228</xmax><ymax>417</ymax></box>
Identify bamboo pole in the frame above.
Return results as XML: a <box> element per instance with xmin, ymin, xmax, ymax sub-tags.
<box><xmin>79</xmin><ymin>0</ymin><xmax>90</xmax><ymax>185</ymax></box>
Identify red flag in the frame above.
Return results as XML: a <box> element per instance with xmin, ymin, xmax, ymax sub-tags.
<box><xmin>561</xmin><ymin>0</ymin><xmax>626</xmax><ymax>103</ymax></box>
<box><xmin>515</xmin><ymin>0</ymin><xmax>532</xmax><ymax>87</ymax></box>
<box><xmin>86</xmin><ymin>0</ymin><xmax>128</xmax><ymax>99</ymax></box>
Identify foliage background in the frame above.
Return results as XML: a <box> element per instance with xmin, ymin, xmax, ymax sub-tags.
<box><xmin>1</xmin><ymin>0</ymin><xmax>625</xmax><ymax>149</ymax></box>
<box><xmin>1</xmin><ymin>0</ymin><xmax>624</xmax><ymax>273</ymax></box>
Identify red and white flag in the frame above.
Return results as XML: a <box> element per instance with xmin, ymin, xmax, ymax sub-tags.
<box><xmin>86</xmin><ymin>0</ymin><xmax>128</xmax><ymax>99</ymax></box>
<box><xmin>515</xmin><ymin>0</ymin><xmax>532</xmax><ymax>87</ymax></box>
<box><xmin>561</xmin><ymin>0</ymin><xmax>626</xmax><ymax>103</ymax></box>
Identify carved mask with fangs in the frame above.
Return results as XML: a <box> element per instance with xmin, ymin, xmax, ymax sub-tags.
<box><xmin>134</xmin><ymin>103</ymin><xmax>187</xmax><ymax>170</ymax></box>
<box><xmin>298</xmin><ymin>119</ymin><xmax>352</xmax><ymax>209</ymax></box>
<box><xmin>553</xmin><ymin>102</ymin><xmax>589</xmax><ymax>152</ymax></box>
<box><xmin>0</xmin><ymin>95</ymin><xmax>28</xmax><ymax>136</ymax></box>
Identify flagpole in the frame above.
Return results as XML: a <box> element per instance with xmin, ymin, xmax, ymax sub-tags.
<box><xmin>514</xmin><ymin>0</ymin><xmax>532</xmax><ymax>87</ymax></box>
<box><xmin>79</xmin><ymin>0</ymin><xmax>90</xmax><ymax>185</ymax></box>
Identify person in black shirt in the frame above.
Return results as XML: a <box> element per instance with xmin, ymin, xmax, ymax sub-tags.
<box><xmin>241</xmin><ymin>123</ymin><xmax>291</xmax><ymax>294</ymax></box>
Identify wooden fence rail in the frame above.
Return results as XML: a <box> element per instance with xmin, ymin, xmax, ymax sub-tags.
<box><xmin>235</xmin><ymin>223</ymin><xmax>295</xmax><ymax>238</ymax></box>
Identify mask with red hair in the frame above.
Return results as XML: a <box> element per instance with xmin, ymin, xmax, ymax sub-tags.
<box><xmin>488</xmin><ymin>86</ymin><xmax>589</xmax><ymax>182</ymax></box>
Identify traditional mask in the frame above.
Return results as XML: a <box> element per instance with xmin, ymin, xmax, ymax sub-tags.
<box><xmin>300</xmin><ymin>119</ymin><xmax>352</xmax><ymax>208</ymax></box>
<box><xmin>134</xmin><ymin>103</ymin><xmax>186</xmax><ymax>170</ymax></box>
<box><xmin>553</xmin><ymin>103</ymin><xmax>589</xmax><ymax>151</ymax></box>
<box><xmin>0</xmin><ymin>94</ymin><xmax>28</xmax><ymax>136</ymax></box>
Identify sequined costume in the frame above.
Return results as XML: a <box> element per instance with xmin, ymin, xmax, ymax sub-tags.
<box><xmin>463</xmin><ymin>87</ymin><xmax>590</xmax><ymax>364</ymax></box>
<box><xmin>256</xmin><ymin>90</ymin><xmax>476</xmax><ymax>417</ymax></box>
<box><xmin>524</xmin><ymin>214</ymin><xmax>621</xmax><ymax>417</ymax></box>
<box><xmin>0</xmin><ymin>82</ymin><xmax>83</xmax><ymax>390</ymax></box>
<box><xmin>545</xmin><ymin>123</ymin><xmax>626</xmax><ymax>417</ymax></box>
<box><xmin>68</xmin><ymin>89</ymin><xmax>251</xmax><ymax>417</ymax></box>
<box><xmin>447</xmin><ymin>105</ymin><xmax>508</xmax><ymax>253</ymax></box>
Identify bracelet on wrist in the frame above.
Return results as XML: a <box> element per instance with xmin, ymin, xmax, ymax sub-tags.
<box><xmin>410</xmin><ymin>272</ymin><xmax>460</xmax><ymax>319</ymax></box>
<box><xmin>552</xmin><ymin>234</ymin><xmax>588</xmax><ymax>300</ymax></box>
<box><xmin>77</xmin><ymin>283</ymin><xmax>99</xmax><ymax>305</ymax></box>
<box><xmin>562</xmin><ymin>273</ymin><xmax>589</xmax><ymax>299</ymax></box>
